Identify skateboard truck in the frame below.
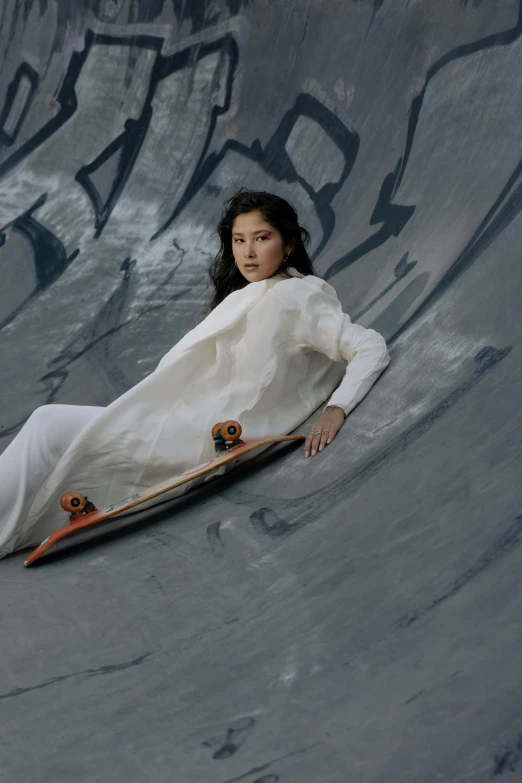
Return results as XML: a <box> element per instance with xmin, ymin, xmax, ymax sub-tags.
<box><xmin>212</xmin><ymin>420</ymin><xmax>245</xmax><ymax>453</ymax></box>
<box><xmin>60</xmin><ymin>492</ymin><xmax>99</xmax><ymax>522</ymax></box>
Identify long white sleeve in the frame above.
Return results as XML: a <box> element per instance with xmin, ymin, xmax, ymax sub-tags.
<box><xmin>271</xmin><ymin>273</ymin><xmax>391</xmax><ymax>419</ymax></box>
<box><xmin>322</xmin><ymin>313</ymin><xmax>390</xmax><ymax>417</ymax></box>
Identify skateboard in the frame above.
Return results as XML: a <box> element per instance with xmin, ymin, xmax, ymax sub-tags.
<box><xmin>24</xmin><ymin>420</ymin><xmax>305</xmax><ymax>566</ymax></box>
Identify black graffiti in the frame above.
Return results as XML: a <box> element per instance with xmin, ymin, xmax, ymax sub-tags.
<box><xmin>154</xmin><ymin>91</ymin><xmax>360</xmax><ymax>261</ymax></box>
<box><xmin>322</xmin><ymin>157</ymin><xmax>416</xmax><ymax>281</ymax></box>
<box><xmin>493</xmin><ymin>733</ymin><xmax>522</xmax><ymax>776</ymax></box>
<box><xmin>0</xmin><ymin>194</ymin><xmax>75</xmax><ymax>331</ymax></box>
<box><xmin>76</xmin><ymin>112</ymin><xmax>152</xmax><ymax>239</ymax></box>
<box><xmin>392</xmin><ymin>151</ymin><xmax>522</xmax><ymax>343</ymax></box>
<box><xmin>396</xmin><ymin>514</ymin><xmax>522</xmax><ymax>628</ymax></box>
<box><xmin>250</xmin><ymin>507</ymin><xmax>299</xmax><ymax>540</ymax></box>
<box><xmin>202</xmin><ymin>716</ymin><xmax>256</xmax><ymax>760</ymax></box>
<box><xmin>1</xmin><ymin>6</ymin><xmax>521</xmax><ymax>329</ymax></box>
<box><xmin>206</xmin><ymin>520</ymin><xmax>225</xmax><ymax>557</ymax></box>
<box><xmin>0</xmin><ymin>27</ymin><xmax>359</xmax><ymax>328</ymax></box>
<box><xmin>322</xmin><ymin>0</ymin><xmax>522</xmax><ymax>289</ymax></box>
<box><xmin>235</xmin><ymin>345</ymin><xmax>512</xmax><ymax>536</ymax></box>
<box><xmin>0</xmin><ymin>62</ymin><xmax>38</xmax><ymax>146</ymax></box>
<box><xmin>0</xmin><ymin>651</ymin><xmax>153</xmax><ymax>701</ymax></box>
<box><xmin>385</xmin><ymin>1</ymin><xmax>522</xmax><ymax>340</ymax></box>
<box><xmin>353</xmin><ymin>252</ymin><xmax>418</xmax><ymax>321</ymax></box>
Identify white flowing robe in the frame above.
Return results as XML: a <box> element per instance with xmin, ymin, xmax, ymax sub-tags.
<box><xmin>11</xmin><ymin>268</ymin><xmax>390</xmax><ymax>550</ymax></box>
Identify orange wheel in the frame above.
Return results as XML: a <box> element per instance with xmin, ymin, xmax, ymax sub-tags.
<box><xmin>212</xmin><ymin>422</ymin><xmax>225</xmax><ymax>439</ymax></box>
<box><xmin>220</xmin><ymin>420</ymin><xmax>242</xmax><ymax>441</ymax></box>
<box><xmin>60</xmin><ymin>492</ymin><xmax>87</xmax><ymax>513</ymax></box>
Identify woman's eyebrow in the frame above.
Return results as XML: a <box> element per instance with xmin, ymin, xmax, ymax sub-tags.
<box><xmin>232</xmin><ymin>230</ymin><xmax>272</xmax><ymax>236</ymax></box>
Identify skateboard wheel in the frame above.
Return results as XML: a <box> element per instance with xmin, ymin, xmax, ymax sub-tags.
<box><xmin>60</xmin><ymin>492</ymin><xmax>87</xmax><ymax>513</ymax></box>
<box><xmin>221</xmin><ymin>420</ymin><xmax>242</xmax><ymax>441</ymax></box>
<box><xmin>212</xmin><ymin>422</ymin><xmax>225</xmax><ymax>439</ymax></box>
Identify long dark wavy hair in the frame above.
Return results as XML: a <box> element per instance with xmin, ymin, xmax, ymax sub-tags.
<box><xmin>204</xmin><ymin>189</ymin><xmax>317</xmax><ymax>315</ymax></box>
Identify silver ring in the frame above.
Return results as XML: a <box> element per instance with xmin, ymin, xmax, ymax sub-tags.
<box><xmin>311</xmin><ymin>431</ymin><xmax>322</xmax><ymax>435</ymax></box>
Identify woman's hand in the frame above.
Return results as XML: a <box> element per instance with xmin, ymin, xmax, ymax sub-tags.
<box><xmin>304</xmin><ymin>405</ymin><xmax>346</xmax><ymax>458</ymax></box>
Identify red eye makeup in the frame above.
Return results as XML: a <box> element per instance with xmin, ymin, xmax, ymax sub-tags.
<box><xmin>232</xmin><ymin>231</ymin><xmax>272</xmax><ymax>239</ymax></box>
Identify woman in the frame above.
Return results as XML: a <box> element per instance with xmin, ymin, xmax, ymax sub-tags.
<box><xmin>0</xmin><ymin>189</ymin><xmax>390</xmax><ymax>556</ymax></box>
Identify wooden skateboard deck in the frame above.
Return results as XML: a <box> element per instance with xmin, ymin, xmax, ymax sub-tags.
<box><xmin>24</xmin><ymin>420</ymin><xmax>304</xmax><ymax>566</ymax></box>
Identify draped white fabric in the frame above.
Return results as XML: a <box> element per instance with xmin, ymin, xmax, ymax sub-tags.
<box><xmin>0</xmin><ymin>268</ymin><xmax>390</xmax><ymax>553</ymax></box>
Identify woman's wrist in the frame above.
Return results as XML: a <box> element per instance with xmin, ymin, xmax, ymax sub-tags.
<box><xmin>324</xmin><ymin>405</ymin><xmax>346</xmax><ymax>420</ymax></box>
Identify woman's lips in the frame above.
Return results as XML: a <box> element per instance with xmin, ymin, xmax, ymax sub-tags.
<box><xmin>244</xmin><ymin>264</ymin><xmax>258</xmax><ymax>269</ymax></box>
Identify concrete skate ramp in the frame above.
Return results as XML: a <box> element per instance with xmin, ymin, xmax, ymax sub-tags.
<box><xmin>1</xmin><ymin>1</ymin><xmax>522</xmax><ymax>780</ymax></box>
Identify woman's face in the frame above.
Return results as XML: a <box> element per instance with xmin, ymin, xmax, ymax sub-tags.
<box><xmin>231</xmin><ymin>210</ymin><xmax>290</xmax><ymax>281</ymax></box>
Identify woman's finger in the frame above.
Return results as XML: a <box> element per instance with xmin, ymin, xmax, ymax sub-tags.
<box><xmin>304</xmin><ymin>426</ymin><xmax>322</xmax><ymax>457</ymax></box>
<box><xmin>316</xmin><ymin>428</ymin><xmax>327</xmax><ymax>453</ymax></box>
<box><xmin>310</xmin><ymin>427</ymin><xmax>328</xmax><ymax>456</ymax></box>
<box><xmin>304</xmin><ymin>431</ymin><xmax>314</xmax><ymax>457</ymax></box>
<box><xmin>319</xmin><ymin>422</ymin><xmax>339</xmax><ymax>451</ymax></box>
<box><xmin>326</xmin><ymin>422</ymin><xmax>339</xmax><ymax>445</ymax></box>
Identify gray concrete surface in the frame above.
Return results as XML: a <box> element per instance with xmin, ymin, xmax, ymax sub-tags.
<box><xmin>1</xmin><ymin>1</ymin><xmax>522</xmax><ymax>781</ymax></box>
